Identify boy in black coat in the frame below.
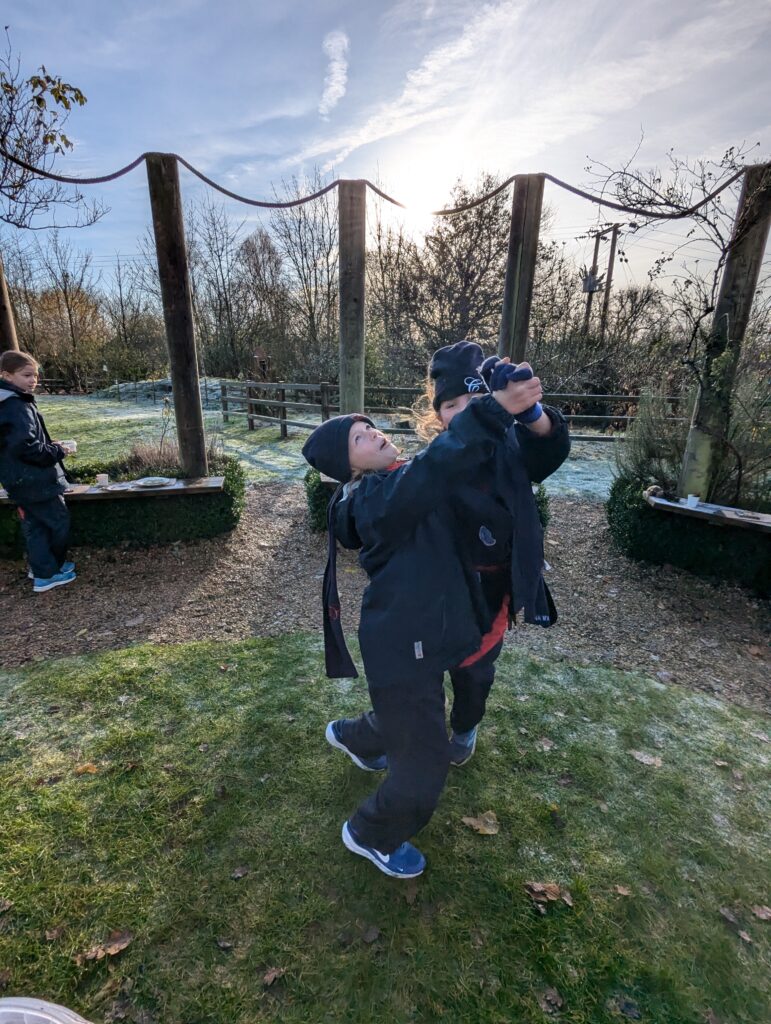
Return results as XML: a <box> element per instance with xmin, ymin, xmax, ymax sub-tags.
<box><xmin>303</xmin><ymin>361</ymin><xmax>568</xmax><ymax>878</ymax></box>
<box><xmin>0</xmin><ymin>351</ymin><xmax>76</xmax><ymax>592</ymax></box>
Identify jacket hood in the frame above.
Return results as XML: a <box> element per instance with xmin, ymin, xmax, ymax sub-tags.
<box><xmin>0</xmin><ymin>381</ymin><xmax>33</xmax><ymax>403</ymax></box>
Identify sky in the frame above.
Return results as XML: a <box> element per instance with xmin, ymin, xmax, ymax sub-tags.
<box><xmin>3</xmin><ymin>0</ymin><xmax>771</xmax><ymax>286</ymax></box>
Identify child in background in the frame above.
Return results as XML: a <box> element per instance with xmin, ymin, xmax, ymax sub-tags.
<box><xmin>414</xmin><ymin>341</ymin><xmax>569</xmax><ymax>766</ymax></box>
<box><xmin>0</xmin><ymin>351</ymin><xmax>76</xmax><ymax>592</ymax></box>
<box><xmin>302</xmin><ymin>365</ymin><xmax>563</xmax><ymax>878</ymax></box>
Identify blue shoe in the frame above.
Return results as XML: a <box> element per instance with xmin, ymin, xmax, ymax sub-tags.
<box><xmin>28</xmin><ymin>561</ymin><xmax>74</xmax><ymax>579</ymax></box>
<box><xmin>33</xmin><ymin>570</ymin><xmax>76</xmax><ymax>594</ymax></box>
<box><xmin>325</xmin><ymin>721</ymin><xmax>387</xmax><ymax>772</ymax></box>
<box><xmin>342</xmin><ymin>821</ymin><xmax>425</xmax><ymax>879</ymax></box>
<box><xmin>450</xmin><ymin>726</ymin><xmax>478</xmax><ymax>767</ymax></box>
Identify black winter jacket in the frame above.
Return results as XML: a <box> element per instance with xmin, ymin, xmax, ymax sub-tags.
<box><xmin>0</xmin><ymin>382</ymin><xmax>67</xmax><ymax>504</ymax></box>
<box><xmin>328</xmin><ymin>395</ymin><xmax>569</xmax><ymax>681</ymax></box>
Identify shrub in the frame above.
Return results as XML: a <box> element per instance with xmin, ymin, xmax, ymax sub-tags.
<box><xmin>606</xmin><ymin>472</ymin><xmax>770</xmax><ymax>596</ymax></box>
<box><xmin>0</xmin><ymin>452</ymin><xmax>246</xmax><ymax>558</ymax></box>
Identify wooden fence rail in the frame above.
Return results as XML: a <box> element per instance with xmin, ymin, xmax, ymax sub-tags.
<box><xmin>218</xmin><ymin>380</ymin><xmax>691</xmax><ymax>440</ymax></box>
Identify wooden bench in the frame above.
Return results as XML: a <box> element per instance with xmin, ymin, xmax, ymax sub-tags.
<box><xmin>644</xmin><ymin>493</ymin><xmax>771</xmax><ymax>533</ymax></box>
<box><xmin>0</xmin><ymin>477</ymin><xmax>225</xmax><ymax>506</ymax></box>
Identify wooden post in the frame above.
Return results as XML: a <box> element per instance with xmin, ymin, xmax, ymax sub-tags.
<box><xmin>247</xmin><ymin>384</ymin><xmax>255</xmax><ymax>430</ymax></box>
<box><xmin>0</xmin><ymin>253</ymin><xmax>19</xmax><ymax>354</ymax></box>
<box><xmin>582</xmin><ymin>231</ymin><xmax>603</xmax><ymax>337</ymax></box>
<box><xmin>598</xmin><ymin>224</ymin><xmax>619</xmax><ymax>345</ymax></box>
<box><xmin>498</xmin><ymin>174</ymin><xmax>545</xmax><ymax>362</ymax></box>
<box><xmin>145</xmin><ymin>152</ymin><xmax>208</xmax><ymax>477</ymax></box>
<box><xmin>678</xmin><ymin>163</ymin><xmax>771</xmax><ymax>498</ymax></box>
<box><xmin>278</xmin><ymin>381</ymin><xmax>287</xmax><ymax>439</ymax></box>
<box><xmin>320</xmin><ymin>381</ymin><xmax>330</xmax><ymax>421</ymax></box>
<box><xmin>220</xmin><ymin>382</ymin><xmax>229</xmax><ymax>423</ymax></box>
<box><xmin>338</xmin><ymin>179</ymin><xmax>366</xmax><ymax>413</ymax></box>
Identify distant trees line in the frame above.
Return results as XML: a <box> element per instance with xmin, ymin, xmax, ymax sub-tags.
<box><xmin>2</xmin><ymin>171</ymin><xmax>768</xmax><ymax>399</ymax></box>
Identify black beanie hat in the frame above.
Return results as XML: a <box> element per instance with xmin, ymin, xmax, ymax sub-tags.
<box><xmin>429</xmin><ymin>340</ymin><xmax>486</xmax><ymax>411</ymax></box>
<box><xmin>302</xmin><ymin>414</ymin><xmax>375</xmax><ymax>483</ymax></box>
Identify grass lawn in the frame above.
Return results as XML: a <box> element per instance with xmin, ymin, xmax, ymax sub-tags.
<box><xmin>1</xmin><ymin>638</ymin><xmax>769</xmax><ymax>1023</ymax></box>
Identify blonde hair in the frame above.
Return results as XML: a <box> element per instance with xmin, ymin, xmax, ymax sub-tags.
<box><xmin>412</xmin><ymin>375</ymin><xmax>444</xmax><ymax>443</ymax></box>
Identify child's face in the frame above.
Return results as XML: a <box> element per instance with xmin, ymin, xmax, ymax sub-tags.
<box><xmin>1</xmin><ymin>364</ymin><xmax>39</xmax><ymax>393</ymax></box>
<box><xmin>348</xmin><ymin>421</ymin><xmax>399</xmax><ymax>474</ymax></box>
<box><xmin>438</xmin><ymin>392</ymin><xmax>474</xmax><ymax>430</ymax></box>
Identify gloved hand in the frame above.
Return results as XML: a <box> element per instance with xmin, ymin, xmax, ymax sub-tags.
<box><xmin>479</xmin><ymin>357</ymin><xmax>543</xmax><ymax>423</ymax></box>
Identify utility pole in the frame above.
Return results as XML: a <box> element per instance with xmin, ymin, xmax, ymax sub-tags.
<box><xmin>598</xmin><ymin>223</ymin><xmax>620</xmax><ymax>345</ymax></box>
<box><xmin>581</xmin><ymin>230</ymin><xmax>603</xmax><ymax>336</ymax></box>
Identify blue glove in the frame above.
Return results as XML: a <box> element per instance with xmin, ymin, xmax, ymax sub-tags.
<box><xmin>479</xmin><ymin>357</ymin><xmax>543</xmax><ymax>423</ymax></box>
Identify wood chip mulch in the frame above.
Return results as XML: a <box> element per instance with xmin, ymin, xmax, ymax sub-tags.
<box><xmin>1</xmin><ymin>484</ymin><xmax>768</xmax><ymax>714</ymax></box>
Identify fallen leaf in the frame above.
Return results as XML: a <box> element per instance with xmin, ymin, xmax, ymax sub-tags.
<box><xmin>719</xmin><ymin>907</ymin><xmax>740</xmax><ymax>929</ymax></box>
<box><xmin>747</xmin><ymin>645</ymin><xmax>764</xmax><ymax>657</ymax></box>
<box><xmin>361</xmin><ymin>925</ymin><xmax>380</xmax><ymax>944</ymax></box>
<box><xmin>103</xmin><ymin>931</ymin><xmax>133</xmax><ymax>956</ymax></box>
<box><xmin>45</xmin><ymin>924</ymin><xmax>65</xmax><ymax>941</ymax></box>
<box><xmin>75</xmin><ymin>762</ymin><xmax>99</xmax><ymax>775</ymax></box>
<box><xmin>557</xmin><ymin>773</ymin><xmax>574</xmax><ymax>786</ymax></box>
<box><xmin>629</xmin><ymin>750</ymin><xmax>663</xmax><ymax>767</ymax></box>
<box><xmin>561</xmin><ymin>890</ymin><xmax>574</xmax><ymax>907</ymax></box>
<box><xmin>751</xmin><ymin>905</ymin><xmax>771</xmax><ymax>921</ymax></box>
<box><xmin>198</xmin><ymin>743</ymin><xmax>209</xmax><ymax>753</ymax></box>
<box><xmin>750</xmin><ymin>731</ymin><xmax>769</xmax><ymax>743</ymax></box>
<box><xmin>76</xmin><ymin>627</ymin><xmax>88</xmax><ymax>637</ymax></box>
<box><xmin>705</xmin><ymin>1010</ymin><xmax>722</xmax><ymax>1024</ymax></box>
<box><xmin>124</xmin><ymin>615</ymin><xmax>145</xmax><ymax>628</ymax></box>
<box><xmin>536</xmin><ymin>737</ymin><xmax>555</xmax><ymax>752</ymax></box>
<box><xmin>0</xmin><ymin>968</ymin><xmax>10</xmax><ymax>990</ymax></box>
<box><xmin>215</xmin><ymin>938</ymin><xmax>233</xmax><ymax>952</ymax></box>
<box><xmin>263</xmin><ymin>967</ymin><xmax>286</xmax><ymax>987</ymax></box>
<box><xmin>461</xmin><ymin>810</ymin><xmax>499</xmax><ymax>835</ymax></box>
<box><xmin>0</xmin><ymin>900</ymin><xmax>12</xmax><ymax>915</ymax></box>
<box><xmin>599</xmin><ymin>802</ymin><xmax>609</xmax><ymax>813</ymax></box>
<box><xmin>713</xmin><ymin>760</ymin><xmax>729</xmax><ymax>767</ymax></box>
<box><xmin>403</xmin><ymin>879</ymin><xmax>419</xmax><ymax>906</ymax></box>
<box><xmin>614</xmin><ymin>885</ymin><xmax>633</xmax><ymax>896</ymax></box>
<box><xmin>231</xmin><ymin>865</ymin><xmax>250</xmax><ymax>880</ymax></box>
<box><xmin>525</xmin><ymin>881</ymin><xmax>573</xmax><ymax>912</ymax></box>
<box><xmin>609</xmin><ymin>995</ymin><xmax>642</xmax><ymax>1019</ymax></box>
<box><xmin>537</xmin><ymin>986</ymin><xmax>563</xmax><ymax>1014</ymax></box>
<box><xmin>738</xmin><ymin>930</ymin><xmax>752</xmax><ymax>943</ymax></box>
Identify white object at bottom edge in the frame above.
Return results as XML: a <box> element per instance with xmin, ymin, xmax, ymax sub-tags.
<box><xmin>0</xmin><ymin>998</ymin><xmax>94</xmax><ymax>1024</ymax></box>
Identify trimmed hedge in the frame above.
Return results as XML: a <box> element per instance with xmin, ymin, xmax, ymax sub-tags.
<box><xmin>0</xmin><ymin>455</ymin><xmax>246</xmax><ymax>558</ymax></box>
<box><xmin>606</xmin><ymin>472</ymin><xmax>770</xmax><ymax>596</ymax></box>
<box><xmin>304</xmin><ymin>467</ymin><xmax>551</xmax><ymax>533</ymax></box>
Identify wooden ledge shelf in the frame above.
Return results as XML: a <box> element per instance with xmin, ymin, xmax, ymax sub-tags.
<box><xmin>644</xmin><ymin>493</ymin><xmax>771</xmax><ymax>533</ymax></box>
<box><xmin>0</xmin><ymin>477</ymin><xmax>225</xmax><ymax>505</ymax></box>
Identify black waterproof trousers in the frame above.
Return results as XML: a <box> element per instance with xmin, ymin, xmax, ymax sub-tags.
<box><xmin>18</xmin><ymin>495</ymin><xmax>70</xmax><ymax>579</ymax></box>
<box><xmin>338</xmin><ymin>643</ymin><xmax>501</xmax><ymax>853</ymax></box>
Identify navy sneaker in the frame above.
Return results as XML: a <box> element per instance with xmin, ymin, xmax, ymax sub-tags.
<box><xmin>449</xmin><ymin>726</ymin><xmax>478</xmax><ymax>767</ymax></box>
<box><xmin>342</xmin><ymin>820</ymin><xmax>426</xmax><ymax>878</ymax></box>
<box><xmin>33</xmin><ymin>569</ymin><xmax>76</xmax><ymax>594</ymax></box>
<box><xmin>325</xmin><ymin>720</ymin><xmax>387</xmax><ymax>772</ymax></box>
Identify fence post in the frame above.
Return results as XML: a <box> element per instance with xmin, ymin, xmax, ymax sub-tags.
<box><xmin>278</xmin><ymin>382</ymin><xmax>287</xmax><ymax>439</ymax></box>
<box><xmin>221</xmin><ymin>382</ymin><xmax>229</xmax><ymax>423</ymax></box>
<box><xmin>146</xmin><ymin>152</ymin><xmax>208</xmax><ymax>477</ymax></box>
<box><xmin>498</xmin><ymin>174</ymin><xmax>545</xmax><ymax>362</ymax></box>
<box><xmin>247</xmin><ymin>384</ymin><xmax>255</xmax><ymax>430</ymax></box>
<box><xmin>116</xmin><ymin>379</ymin><xmax>121</xmax><ymax>403</ymax></box>
<box><xmin>338</xmin><ymin>179</ymin><xmax>366</xmax><ymax>413</ymax></box>
<box><xmin>320</xmin><ymin>381</ymin><xmax>330</xmax><ymax>421</ymax></box>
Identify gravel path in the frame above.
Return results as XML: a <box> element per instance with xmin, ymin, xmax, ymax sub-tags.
<box><xmin>1</xmin><ymin>484</ymin><xmax>768</xmax><ymax>714</ymax></box>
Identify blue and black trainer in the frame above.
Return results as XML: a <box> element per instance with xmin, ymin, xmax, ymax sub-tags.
<box><xmin>342</xmin><ymin>820</ymin><xmax>426</xmax><ymax>878</ymax></box>
<box><xmin>449</xmin><ymin>726</ymin><xmax>478</xmax><ymax>767</ymax></box>
<box><xmin>33</xmin><ymin>569</ymin><xmax>76</xmax><ymax>594</ymax></box>
<box><xmin>325</xmin><ymin>720</ymin><xmax>387</xmax><ymax>772</ymax></box>
<box><xmin>28</xmin><ymin>561</ymin><xmax>75</xmax><ymax>580</ymax></box>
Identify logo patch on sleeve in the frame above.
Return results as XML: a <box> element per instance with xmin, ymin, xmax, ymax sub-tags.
<box><xmin>414</xmin><ymin>641</ymin><xmax>424</xmax><ymax>660</ymax></box>
<box><xmin>479</xmin><ymin>525</ymin><xmax>496</xmax><ymax>547</ymax></box>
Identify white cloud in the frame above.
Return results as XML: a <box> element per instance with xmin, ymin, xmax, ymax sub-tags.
<box><xmin>318</xmin><ymin>29</ymin><xmax>350</xmax><ymax>118</ymax></box>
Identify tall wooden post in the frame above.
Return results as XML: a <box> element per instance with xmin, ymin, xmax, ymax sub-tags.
<box><xmin>145</xmin><ymin>153</ymin><xmax>208</xmax><ymax>477</ymax></box>
<box><xmin>678</xmin><ymin>163</ymin><xmax>771</xmax><ymax>498</ymax></box>
<box><xmin>498</xmin><ymin>174</ymin><xmax>544</xmax><ymax>362</ymax></box>
<box><xmin>582</xmin><ymin>231</ymin><xmax>603</xmax><ymax>337</ymax></box>
<box><xmin>0</xmin><ymin>253</ymin><xmax>19</xmax><ymax>354</ymax></box>
<box><xmin>598</xmin><ymin>224</ymin><xmax>619</xmax><ymax>345</ymax></box>
<box><xmin>338</xmin><ymin>179</ymin><xmax>366</xmax><ymax>413</ymax></box>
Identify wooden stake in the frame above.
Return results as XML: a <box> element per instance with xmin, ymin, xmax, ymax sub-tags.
<box><xmin>338</xmin><ymin>180</ymin><xmax>366</xmax><ymax>413</ymax></box>
<box><xmin>0</xmin><ymin>253</ymin><xmax>19</xmax><ymax>353</ymax></box>
<box><xmin>678</xmin><ymin>163</ymin><xmax>771</xmax><ymax>498</ymax></box>
<box><xmin>145</xmin><ymin>153</ymin><xmax>208</xmax><ymax>477</ymax></box>
<box><xmin>498</xmin><ymin>174</ymin><xmax>544</xmax><ymax>362</ymax></box>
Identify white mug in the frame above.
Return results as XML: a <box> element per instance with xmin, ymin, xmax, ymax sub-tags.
<box><xmin>96</xmin><ymin>473</ymin><xmax>109</xmax><ymax>487</ymax></box>
<box><xmin>59</xmin><ymin>439</ymin><xmax>77</xmax><ymax>454</ymax></box>
<box><xmin>686</xmin><ymin>494</ymin><xmax>699</xmax><ymax>508</ymax></box>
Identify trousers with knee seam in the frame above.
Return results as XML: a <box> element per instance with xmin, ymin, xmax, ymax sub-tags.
<box><xmin>18</xmin><ymin>495</ymin><xmax>70</xmax><ymax>580</ymax></box>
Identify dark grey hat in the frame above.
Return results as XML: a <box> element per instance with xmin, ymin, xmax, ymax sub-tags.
<box><xmin>301</xmin><ymin>414</ymin><xmax>375</xmax><ymax>483</ymax></box>
<box><xmin>429</xmin><ymin>340</ymin><xmax>486</xmax><ymax>411</ymax></box>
